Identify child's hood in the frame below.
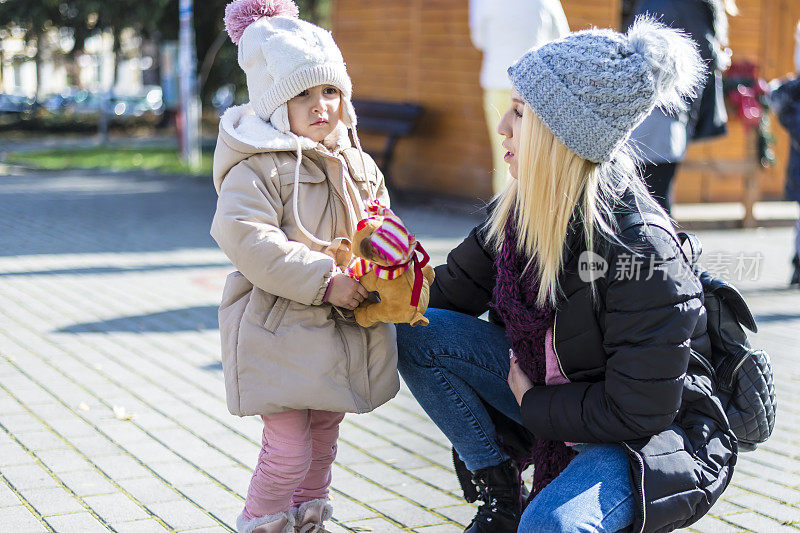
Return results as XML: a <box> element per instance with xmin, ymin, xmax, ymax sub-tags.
<box><xmin>212</xmin><ymin>103</ymin><xmax>351</xmax><ymax>194</ymax></box>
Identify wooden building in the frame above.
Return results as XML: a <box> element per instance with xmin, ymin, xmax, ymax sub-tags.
<box><xmin>332</xmin><ymin>0</ymin><xmax>800</xmax><ymax>204</ymax></box>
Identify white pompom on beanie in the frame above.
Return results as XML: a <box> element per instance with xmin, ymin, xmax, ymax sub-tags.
<box><xmin>224</xmin><ymin>0</ymin><xmax>357</xmax><ymax>131</ymax></box>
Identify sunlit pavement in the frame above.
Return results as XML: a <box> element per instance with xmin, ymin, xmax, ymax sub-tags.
<box><xmin>0</xmin><ymin>166</ymin><xmax>798</xmax><ymax>532</ymax></box>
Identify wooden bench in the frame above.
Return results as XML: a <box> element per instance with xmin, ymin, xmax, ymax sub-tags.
<box><xmin>351</xmin><ymin>99</ymin><xmax>423</xmax><ymax>184</ymax></box>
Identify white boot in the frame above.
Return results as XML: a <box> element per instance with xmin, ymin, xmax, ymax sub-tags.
<box><xmin>237</xmin><ymin>510</ymin><xmax>295</xmax><ymax>533</ymax></box>
<box><xmin>293</xmin><ymin>499</ymin><xmax>333</xmax><ymax>533</ymax></box>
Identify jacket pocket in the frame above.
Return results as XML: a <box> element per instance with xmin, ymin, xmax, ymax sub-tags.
<box><xmin>342</xmin><ymin>150</ymin><xmax>381</xmax><ymax>192</ymax></box>
<box><xmin>349</xmin><ymin>164</ymin><xmax>378</xmax><ymax>184</ymax></box>
<box><xmin>264</xmin><ymin>296</ymin><xmax>290</xmax><ymax>333</ymax></box>
<box><xmin>219</xmin><ymin>271</ymin><xmax>253</xmax><ymax>311</ymax></box>
<box><xmin>278</xmin><ymin>170</ymin><xmax>326</xmax><ymax>187</ymax></box>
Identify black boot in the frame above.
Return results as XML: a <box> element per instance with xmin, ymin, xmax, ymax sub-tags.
<box><xmin>452</xmin><ymin>448</ymin><xmax>529</xmax><ymax>506</ymax></box>
<box><xmin>463</xmin><ymin>460</ymin><xmax>522</xmax><ymax>533</ymax></box>
<box><xmin>791</xmin><ymin>254</ymin><xmax>800</xmax><ymax>287</ymax></box>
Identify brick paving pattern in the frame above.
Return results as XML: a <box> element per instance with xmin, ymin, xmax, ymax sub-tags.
<box><xmin>0</xmin><ymin>166</ymin><xmax>798</xmax><ymax>532</ymax></box>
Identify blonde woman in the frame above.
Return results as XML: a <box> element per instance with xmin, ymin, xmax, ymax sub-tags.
<box><xmin>396</xmin><ymin>18</ymin><xmax>737</xmax><ymax>533</ymax></box>
<box><xmin>629</xmin><ymin>0</ymin><xmax>739</xmax><ymax>213</ymax></box>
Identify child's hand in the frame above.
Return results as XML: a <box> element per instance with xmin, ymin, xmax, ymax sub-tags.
<box><xmin>508</xmin><ymin>349</ymin><xmax>534</xmax><ymax>406</ymax></box>
<box><xmin>325</xmin><ymin>273</ymin><xmax>369</xmax><ymax>310</ymax></box>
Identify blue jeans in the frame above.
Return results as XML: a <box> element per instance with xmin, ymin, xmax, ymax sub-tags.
<box><xmin>396</xmin><ymin>308</ymin><xmax>518</xmax><ymax>471</ymax></box>
<box><xmin>520</xmin><ymin>443</ymin><xmax>634</xmax><ymax>532</ymax></box>
<box><xmin>397</xmin><ymin>308</ymin><xmax>634</xmax><ymax>532</ymax></box>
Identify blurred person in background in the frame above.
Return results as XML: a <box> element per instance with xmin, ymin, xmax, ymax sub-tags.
<box><xmin>769</xmin><ymin>22</ymin><xmax>800</xmax><ymax>287</ymax></box>
<box><xmin>628</xmin><ymin>0</ymin><xmax>739</xmax><ymax>214</ymax></box>
<box><xmin>470</xmin><ymin>0</ymin><xmax>569</xmax><ymax>195</ymax></box>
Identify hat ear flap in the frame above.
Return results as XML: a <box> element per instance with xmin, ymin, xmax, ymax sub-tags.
<box><xmin>341</xmin><ymin>97</ymin><xmax>357</xmax><ymax>129</ymax></box>
<box><xmin>270</xmin><ymin>103</ymin><xmax>291</xmax><ymax>133</ymax></box>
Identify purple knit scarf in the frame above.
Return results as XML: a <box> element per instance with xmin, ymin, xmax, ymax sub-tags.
<box><xmin>491</xmin><ymin>216</ymin><xmax>577</xmax><ymax>498</ymax></box>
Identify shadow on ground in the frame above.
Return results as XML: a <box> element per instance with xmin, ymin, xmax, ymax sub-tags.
<box><xmin>754</xmin><ymin>312</ymin><xmax>800</xmax><ymax>324</ymax></box>
<box><xmin>56</xmin><ymin>305</ymin><xmax>219</xmax><ymax>333</ymax></box>
<box><xmin>0</xmin><ymin>262</ymin><xmax>230</xmax><ymax>277</ymax></box>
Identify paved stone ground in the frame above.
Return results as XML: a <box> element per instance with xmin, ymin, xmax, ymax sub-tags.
<box><xmin>0</xmin><ymin>165</ymin><xmax>798</xmax><ymax>532</ymax></box>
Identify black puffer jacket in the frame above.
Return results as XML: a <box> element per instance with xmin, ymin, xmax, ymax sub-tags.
<box><xmin>430</xmin><ymin>202</ymin><xmax>737</xmax><ymax>533</ymax></box>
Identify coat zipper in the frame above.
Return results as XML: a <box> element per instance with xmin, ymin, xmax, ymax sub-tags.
<box><xmin>556</xmin><ymin>303</ymin><xmax>644</xmax><ymax>530</ymax></box>
<box><xmin>321</xmin><ymin>150</ymin><xmax>372</xmax><ymax>413</ymax></box>
<box><xmin>722</xmin><ymin>348</ymin><xmax>751</xmax><ymax>391</ymax></box>
<box><xmin>552</xmin><ymin>313</ymin><xmax>569</xmax><ymax>381</ymax></box>
<box><xmin>330</xmin><ymin>152</ymin><xmax>361</xmax><ymax>223</ymax></box>
<box><xmin>557</xmin><ymin>293</ymin><xmax>644</xmax><ymax>531</ymax></box>
<box><xmin>312</xmin><ymin>152</ymin><xmax>352</xmax><ymax>230</ymax></box>
<box><xmin>623</xmin><ymin>442</ymin><xmax>647</xmax><ymax>533</ymax></box>
<box><xmin>689</xmin><ymin>349</ymin><xmax>716</xmax><ymax>381</ymax></box>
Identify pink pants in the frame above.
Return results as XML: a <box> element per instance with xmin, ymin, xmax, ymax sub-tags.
<box><xmin>243</xmin><ymin>409</ymin><xmax>344</xmax><ymax>519</ymax></box>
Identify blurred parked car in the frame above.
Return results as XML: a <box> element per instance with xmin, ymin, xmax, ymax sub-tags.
<box><xmin>109</xmin><ymin>86</ymin><xmax>164</xmax><ymax>118</ymax></box>
<box><xmin>0</xmin><ymin>93</ymin><xmax>37</xmax><ymax>116</ymax></box>
<box><xmin>212</xmin><ymin>84</ymin><xmax>236</xmax><ymax>116</ymax></box>
<box><xmin>55</xmin><ymin>90</ymin><xmax>97</xmax><ymax>115</ymax></box>
<box><xmin>41</xmin><ymin>86</ymin><xmax>164</xmax><ymax>120</ymax></box>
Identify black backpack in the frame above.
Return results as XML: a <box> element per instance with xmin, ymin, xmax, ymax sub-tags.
<box><xmin>679</xmin><ymin>232</ymin><xmax>777</xmax><ymax>451</ymax></box>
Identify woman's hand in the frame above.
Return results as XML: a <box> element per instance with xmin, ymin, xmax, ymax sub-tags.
<box><xmin>508</xmin><ymin>349</ymin><xmax>534</xmax><ymax>406</ymax></box>
<box><xmin>324</xmin><ymin>273</ymin><xmax>369</xmax><ymax>310</ymax></box>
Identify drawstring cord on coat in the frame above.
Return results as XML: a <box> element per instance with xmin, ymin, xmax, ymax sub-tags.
<box><xmin>289</xmin><ymin>125</ymin><xmax>376</xmax><ymax>249</ymax></box>
<box><xmin>291</xmin><ymin>133</ymin><xmax>332</xmax><ymax>247</ymax></box>
<box><xmin>350</xmin><ymin>127</ymin><xmax>377</xmax><ymax>200</ymax></box>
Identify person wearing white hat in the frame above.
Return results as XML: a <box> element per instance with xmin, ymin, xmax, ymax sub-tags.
<box><xmin>469</xmin><ymin>0</ymin><xmax>570</xmax><ymax>194</ymax></box>
<box><xmin>211</xmin><ymin>1</ymin><xmax>399</xmax><ymax>531</ymax></box>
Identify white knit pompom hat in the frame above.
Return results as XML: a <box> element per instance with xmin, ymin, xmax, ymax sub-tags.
<box><xmin>224</xmin><ymin>0</ymin><xmax>357</xmax><ymax>132</ymax></box>
<box><xmin>224</xmin><ymin>0</ymin><xmax>373</xmax><ymax>249</ymax></box>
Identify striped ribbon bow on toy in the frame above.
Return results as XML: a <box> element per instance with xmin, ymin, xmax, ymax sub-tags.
<box><xmin>346</xmin><ymin>200</ymin><xmax>430</xmax><ymax>307</ymax></box>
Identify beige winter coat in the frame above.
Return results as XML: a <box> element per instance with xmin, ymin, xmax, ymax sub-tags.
<box><xmin>210</xmin><ymin>104</ymin><xmax>399</xmax><ymax>416</ymax></box>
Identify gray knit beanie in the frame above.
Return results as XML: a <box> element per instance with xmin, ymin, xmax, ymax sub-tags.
<box><xmin>508</xmin><ymin>17</ymin><xmax>705</xmax><ymax>163</ymax></box>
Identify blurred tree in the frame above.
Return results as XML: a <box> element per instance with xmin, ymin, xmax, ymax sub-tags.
<box><xmin>156</xmin><ymin>0</ymin><xmax>329</xmax><ymax>106</ymax></box>
<box><xmin>0</xmin><ymin>0</ymin><xmax>329</xmax><ymax>102</ymax></box>
<box><xmin>91</xmin><ymin>0</ymin><xmax>172</xmax><ymax>87</ymax></box>
<box><xmin>0</xmin><ymin>0</ymin><xmax>173</xmax><ymax>89</ymax></box>
<box><xmin>156</xmin><ymin>0</ymin><xmax>241</xmax><ymax>106</ymax></box>
<box><xmin>0</xmin><ymin>1</ymin><xmax>62</xmax><ymax>96</ymax></box>
<box><xmin>298</xmin><ymin>0</ymin><xmax>331</xmax><ymax>27</ymax></box>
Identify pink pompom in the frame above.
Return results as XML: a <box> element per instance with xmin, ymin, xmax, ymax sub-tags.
<box><xmin>224</xmin><ymin>0</ymin><xmax>299</xmax><ymax>45</ymax></box>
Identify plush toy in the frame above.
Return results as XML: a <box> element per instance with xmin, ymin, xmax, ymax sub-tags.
<box><xmin>346</xmin><ymin>201</ymin><xmax>434</xmax><ymax>328</ymax></box>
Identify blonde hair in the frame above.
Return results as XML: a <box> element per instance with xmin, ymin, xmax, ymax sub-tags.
<box><xmin>487</xmin><ymin>106</ymin><xmax>659</xmax><ymax>307</ymax></box>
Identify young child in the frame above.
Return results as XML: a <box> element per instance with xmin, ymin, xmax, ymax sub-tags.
<box><xmin>210</xmin><ymin>1</ymin><xmax>400</xmax><ymax>532</ymax></box>
<box><xmin>770</xmin><ymin>21</ymin><xmax>800</xmax><ymax>286</ymax></box>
